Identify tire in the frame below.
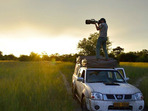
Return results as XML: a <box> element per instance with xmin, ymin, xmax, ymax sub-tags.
<box><xmin>81</xmin><ymin>97</ymin><xmax>89</xmax><ymax>111</ymax></box>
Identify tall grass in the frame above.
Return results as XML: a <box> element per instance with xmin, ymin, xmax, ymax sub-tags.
<box><xmin>120</xmin><ymin>62</ymin><xmax>148</xmax><ymax>68</ymax></box>
<box><xmin>0</xmin><ymin>61</ymin><xmax>74</xmax><ymax>111</ymax></box>
<box><xmin>0</xmin><ymin>61</ymin><xmax>147</xmax><ymax>110</ymax></box>
<box><xmin>140</xmin><ymin>77</ymin><xmax>148</xmax><ymax>107</ymax></box>
<box><xmin>59</xmin><ymin>62</ymin><xmax>75</xmax><ymax>84</ymax></box>
<box><xmin>120</xmin><ymin>62</ymin><xmax>148</xmax><ymax>84</ymax></box>
<box><xmin>120</xmin><ymin>62</ymin><xmax>148</xmax><ymax>108</ymax></box>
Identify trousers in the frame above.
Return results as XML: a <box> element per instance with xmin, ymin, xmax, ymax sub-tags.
<box><xmin>96</xmin><ymin>37</ymin><xmax>108</xmax><ymax>59</ymax></box>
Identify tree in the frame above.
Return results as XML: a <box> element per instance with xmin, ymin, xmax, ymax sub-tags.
<box><xmin>19</xmin><ymin>55</ymin><xmax>30</xmax><ymax>61</ymax></box>
<box><xmin>77</xmin><ymin>32</ymin><xmax>112</xmax><ymax>56</ymax></box>
<box><xmin>49</xmin><ymin>53</ymin><xmax>60</xmax><ymax>61</ymax></box>
<box><xmin>113</xmin><ymin>46</ymin><xmax>124</xmax><ymax>57</ymax></box>
<box><xmin>3</xmin><ymin>54</ymin><xmax>17</xmax><ymax>60</ymax></box>
<box><xmin>118</xmin><ymin>52</ymin><xmax>137</xmax><ymax>62</ymax></box>
<box><xmin>0</xmin><ymin>51</ymin><xmax>3</xmax><ymax>60</ymax></box>
<box><xmin>41</xmin><ymin>52</ymin><xmax>50</xmax><ymax>61</ymax></box>
<box><xmin>136</xmin><ymin>49</ymin><xmax>148</xmax><ymax>62</ymax></box>
<box><xmin>29</xmin><ymin>52</ymin><xmax>41</xmax><ymax>61</ymax></box>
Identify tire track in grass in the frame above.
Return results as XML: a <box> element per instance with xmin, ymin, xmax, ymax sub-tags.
<box><xmin>134</xmin><ymin>76</ymin><xmax>146</xmax><ymax>88</ymax></box>
<box><xmin>60</xmin><ymin>71</ymin><xmax>82</xmax><ymax>111</ymax></box>
<box><xmin>59</xmin><ymin>71</ymin><xmax>71</xmax><ymax>95</ymax></box>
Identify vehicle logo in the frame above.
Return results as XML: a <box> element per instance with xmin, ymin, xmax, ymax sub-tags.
<box><xmin>116</xmin><ymin>95</ymin><xmax>123</xmax><ymax>99</ymax></box>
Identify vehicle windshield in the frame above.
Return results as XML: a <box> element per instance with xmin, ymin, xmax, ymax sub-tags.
<box><xmin>86</xmin><ymin>70</ymin><xmax>125</xmax><ymax>83</ymax></box>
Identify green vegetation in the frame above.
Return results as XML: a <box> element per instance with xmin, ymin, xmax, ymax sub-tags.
<box><xmin>117</xmin><ymin>50</ymin><xmax>148</xmax><ymax>62</ymax></box>
<box><xmin>0</xmin><ymin>61</ymin><xmax>74</xmax><ymax>111</ymax></box>
<box><xmin>0</xmin><ymin>61</ymin><xmax>147</xmax><ymax>110</ymax></box>
<box><xmin>120</xmin><ymin>62</ymin><xmax>148</xmax><ymax>108</ymax></box>
<box><xmin>120</xmin><ymin>62</ymin><xmax>148</xmax><ymax>84</ymax></box>
<box><xmin>77</xmin><ymin>32</ymin><xmax>111</xmax><ymax>56</ymax></box>
<box><xmin>140</xmin><ymin>77</ymin><xmax>148</xmax><ymax>107</ymax></box>
<box><xmin>58</xmin><ymin>62</ymin><xmax>75</xmax><ymax>84</ymax></box>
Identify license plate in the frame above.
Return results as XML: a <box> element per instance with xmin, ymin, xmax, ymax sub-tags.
<box><xmin>114</xmin><ymin>102</ymin><xmax>129</xmax><ymax>107</ymax></box>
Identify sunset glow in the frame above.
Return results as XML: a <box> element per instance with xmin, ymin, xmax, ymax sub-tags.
<box><xmin>0</xmin><ymin>0</ymin><xmax>147</xmax><ymax>56</ymax></box>
<box><xmin>0</xmin><ymin>27</ymin><xmax>79</xmax><ymax>56</ymax></box>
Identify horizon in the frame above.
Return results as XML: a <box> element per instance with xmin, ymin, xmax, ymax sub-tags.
<box><xmin>0</xmin><ymin>47</ymin><xmax>147</xmax><ymax>57</ymax></box>
<box><xmin>0</xmin><ymin>0</ymin><xmax>148</xmax><ymax>57</ymax></box>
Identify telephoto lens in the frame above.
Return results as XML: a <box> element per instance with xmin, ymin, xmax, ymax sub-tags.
<box><xmin>85</xmin><ymin>20</ymin><xmax>91</xmax><ymax>24</ymax></box>
<box><xmin>85</xmin><ymin>19</ymin><xmax>98</xmax><ymax>24</ymax></box>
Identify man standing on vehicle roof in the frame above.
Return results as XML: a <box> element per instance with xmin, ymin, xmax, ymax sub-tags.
<box><xmin>95</xmin><ymin>18</ymin><xmax>109</xmax><ymax>60</ymax></box>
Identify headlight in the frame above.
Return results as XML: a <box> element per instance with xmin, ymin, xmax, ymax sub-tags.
<box><xmin>91</xmin><ymin>92</ymin><xmax>103</xmax><ymax>100</ymax></box>
<box><xmin>133</xmin><ymin>93</ymin><xmax>144</xmax><ymax>100</ymax></box>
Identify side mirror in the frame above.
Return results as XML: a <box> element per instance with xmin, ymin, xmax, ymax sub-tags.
<box><xmin>125</xmin><ymin>77</ymin><xmax>129</xmax><ymax>81</ymax></box>
<box><xmin>77</xmin><ymin>77</ymin><xmax>84</xmax><ymax>82</ymax></box>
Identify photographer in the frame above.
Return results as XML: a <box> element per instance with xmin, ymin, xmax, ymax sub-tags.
<box><xmin>95</xmin><ymin>18</ymin><xmax>108</xmax><ymax>60</ymax></box>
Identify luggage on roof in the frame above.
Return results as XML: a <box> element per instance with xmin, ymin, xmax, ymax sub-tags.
<box><xmin>76</xmin><ymin>56</ymin><xmax>118</xmax><ymax>68</ymax></box>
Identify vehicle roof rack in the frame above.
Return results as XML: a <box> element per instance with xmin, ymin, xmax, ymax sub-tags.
<box><xmin>76</xmin><ymin>56</ymin><xmax>118</xmax><ymax>68</ymax></box>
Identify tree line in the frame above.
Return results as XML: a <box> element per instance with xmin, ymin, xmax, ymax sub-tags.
<box><xmin>77</xmin><ymin>32</ymin><xmax>148</xmax><ymax>62</ymax></box>
<box><xmin>0</xmin><ymin>51</ymin><xmax>78</xmax><ymax>62</ymax></box>
<box><xmin>0</xmin><ymin>32</ymin><xmax>147</xmax><ymax>62</ymax></box>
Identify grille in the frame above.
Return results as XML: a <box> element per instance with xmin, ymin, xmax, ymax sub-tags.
<box><xmin>125</xmin><ymin>95</ymin><xmax>132</xmax><ymax>99</ymax></box>
<box><xmin>106</xmin><ymin>94</ymin><xmax>115</xmax><ymax>99</ymax></box>
<box><xmin>106</xmin><ymin>94</ymin><xmax>132</xmax><ymax>100</ymax></box>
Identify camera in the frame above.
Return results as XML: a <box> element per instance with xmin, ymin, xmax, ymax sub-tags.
<box><xmin>85</xmin><ymin>19</ymin><xmax>101</xmax><ymax>25</ymax></box>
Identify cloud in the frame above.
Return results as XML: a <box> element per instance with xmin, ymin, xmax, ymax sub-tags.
<box><xmin>0</xmin><ymin>0</ymin><xmax>148</xmax><ymax>51</ymax></box>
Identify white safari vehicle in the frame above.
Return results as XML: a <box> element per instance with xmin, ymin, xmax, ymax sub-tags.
<box><xmin>72</xmin><ymin>56</ymin><xmax>144</xmax><ymax>111</ymax></box>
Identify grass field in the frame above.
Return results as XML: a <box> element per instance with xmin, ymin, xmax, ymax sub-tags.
<box><xmin>0</xmin><ymin>61</ymin><xmax>74</xmax><ymax>111</ymax></box>
<box><xmin>0</xmin><ymin>61</ymin><xmax>147</xmax><ymax>110</ymax></box>
<box><xmin>120</xmin><ymin>62</ymin><xmax>148</xmax><ymax>84</ymax></box>
<box><xmin>120</xmin><ymin>62</ymin><xmax>148</xmax><ymax>108</ymax></box>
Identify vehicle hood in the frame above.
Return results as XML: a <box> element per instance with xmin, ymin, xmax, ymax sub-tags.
<box><xmin>87</xmin><ymin>83</ymin><xmax>140</xmax><ymax>94</ymax></box>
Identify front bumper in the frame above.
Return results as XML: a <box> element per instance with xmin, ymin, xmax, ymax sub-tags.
<box><xmin>86</xmin><ymin>99</ymin><xmax>144</xmax><ymax>111</ymax></box>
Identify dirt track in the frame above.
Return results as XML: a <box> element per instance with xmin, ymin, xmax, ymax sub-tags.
<box><xmin>60</xmin><ymin>71</ymin><xmax>82</xmax><ymax>111</ymax></box>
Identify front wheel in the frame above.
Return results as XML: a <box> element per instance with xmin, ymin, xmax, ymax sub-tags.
<box><xmin>81</xmin><ymin>97</ymin><xmax>89</xmax><ymax>111</ymax></box>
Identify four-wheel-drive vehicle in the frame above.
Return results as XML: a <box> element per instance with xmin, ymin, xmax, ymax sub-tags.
<box><xmin>72</xmin><ymin>56</ymin><xmax>144</xmax><ymax>111</ymax></box>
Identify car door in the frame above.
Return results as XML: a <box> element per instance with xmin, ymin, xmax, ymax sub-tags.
<box><xmin>76</xmin><ymin>69</ymin><xmax>86</xmax><ymax>98</ymax></box>
<box><xmin>115</xmin><ymin>68</ymin><xmax>126</xmax><ymax>78</ymax></box>
<box><xmin>115</xmin><ymin>68</ymin><xmax>129</xmax><ymax>81</ymax></box>
<box><xmin>72</xmin><ymin>68</ymin><xmax>79</xmax><ymax>88</ymax></box>
<box><xmin>75</xmin><ymin>68</ymin><xmax>81</xmax><ymax>97</ymax></box>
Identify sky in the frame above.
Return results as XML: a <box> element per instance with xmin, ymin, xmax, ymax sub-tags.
<box><xmin>0</xmin><ymin>0</ymin><xmax>148</xmax><ymax>56</ymax></box>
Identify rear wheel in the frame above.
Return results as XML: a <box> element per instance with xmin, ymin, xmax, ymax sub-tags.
<box><xmin>81</xmin><ymin>97</ymin><xmax>89</xmax><ymax>111</ymax></box>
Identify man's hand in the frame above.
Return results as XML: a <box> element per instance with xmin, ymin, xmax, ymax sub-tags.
<box><xmin>95</xmin><ymin>23</ymin><xmax>100</xmax><ymax>31</ymax></box>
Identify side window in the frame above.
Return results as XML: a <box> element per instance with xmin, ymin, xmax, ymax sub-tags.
<box><xmin>108</xmin><ymin>72</ymin><xmax>113</xmax><ymax>79</ymax></box>
<box><xmin>114</xmin><ymin>72</ymin><xmax>124</xmax><ymax>82</ymax></box>
<box><xmin>117</xmin><ymin>70</ymin><xmax>124</xmax><ymax>78</ymax></box>
<box><xmin>115</xmin><ymin>68</ymin><xmax>126</xmax><ymax>78</ymax></box>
